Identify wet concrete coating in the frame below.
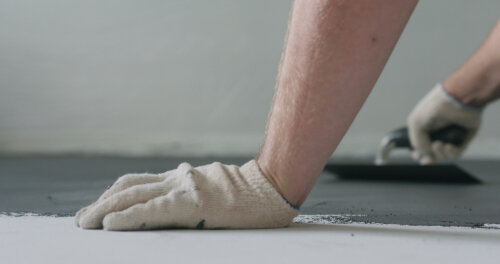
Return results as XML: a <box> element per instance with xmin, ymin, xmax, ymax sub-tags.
<box><xmin>0</xmin><ymin>156</ymin><xmax>499</xmax><ymax>227</ymax></box>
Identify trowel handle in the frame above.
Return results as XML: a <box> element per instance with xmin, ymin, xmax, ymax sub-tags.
<box><xmin>391</xmin><ymin>124</ymin><xmax>468</xmax><ymax>149</ymax></box>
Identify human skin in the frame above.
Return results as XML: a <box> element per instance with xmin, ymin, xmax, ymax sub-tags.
<box><xmin>257</xmin><ymin>0</ymin><xmax>419</xmax><ymax>206</ymax></box>
<box><xmin>76</xmin><ymin>0</ymin><xmax>424</xmax><ymax>229</ymax></box>
<box><xmin>444</xmin><ymin>19</ymin><xmax>500</xmax><ymax>107</ymax></box>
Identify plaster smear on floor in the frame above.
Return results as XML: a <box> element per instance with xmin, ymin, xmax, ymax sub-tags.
<box><xmin>1</xmin><ymin>215</ymin><xmax>500</xmax><ymax>264</ymax></box>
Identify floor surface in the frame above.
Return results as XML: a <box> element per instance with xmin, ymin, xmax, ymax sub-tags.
<box><xmin>1</xmin><ymin>215</ymin><xmax>499</xmax><ymax>264</ymax></box>
<box><xmin>2</xmin><ymin>156</ymin><xmax>500</xmax><ymax>263</ymax></box>
<box><xmin>1</xmin><ymin>156</ymin><xmax>499</xmax><ymax>227</ymax></box>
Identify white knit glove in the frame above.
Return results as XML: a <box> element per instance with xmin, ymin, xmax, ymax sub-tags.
<box><xmin>75</xmin><ymin>160</ymin><xmax>299</xmax><ymax>230</ymax></box>
<box><xmin>407</xmin><ymin>83</ymin><xmax>482</xmax><ymax>164</ymax></box>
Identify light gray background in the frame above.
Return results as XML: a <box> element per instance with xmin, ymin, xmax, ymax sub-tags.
<box><xmin>1</xmin><ymin>0</ymin><xmax>499</xmax><ymax>158</ymax></box>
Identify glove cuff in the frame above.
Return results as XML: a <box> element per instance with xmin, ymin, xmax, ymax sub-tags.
<box><xmin>438</xmin><ymin>83</ymin><xmax>484</xmax><ymax>112</ymax></box>
<box><xmin>240</xmin><ymin>160</ymin><xmax>301</xmax><ymax>211</ymax></box>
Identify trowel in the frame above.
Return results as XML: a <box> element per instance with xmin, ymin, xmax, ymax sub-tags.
<box><xmin>374</xmin><ymin>124</ymin><xmax>467</xmax><ymax>165</ymax></box>
<box><xmin>325</xmin><ymin>125</ymin><xmax>481</xmax><ymax>183</ymax></box>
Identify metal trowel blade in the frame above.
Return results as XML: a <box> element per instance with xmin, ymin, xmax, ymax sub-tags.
<box><xmin>324</xmin><ymin>164</ymin><xmax>481</xmax><ymax>184</ymax></box>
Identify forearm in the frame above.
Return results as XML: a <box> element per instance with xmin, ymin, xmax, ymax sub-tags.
<box><xmin>258</xmin><ymin>0</ymin><xmax>418</xmax><ymax>206</ymax></box>
<box><xmin>444</xmin><ymin>19</ymin><xmax>500</xmax><ymax>107</ymax></box>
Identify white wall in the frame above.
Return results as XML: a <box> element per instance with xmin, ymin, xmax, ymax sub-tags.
<box><xmin>1</xmin><ymin>0</ymin><xmax>499</xmax><ymax>158</ymax></box>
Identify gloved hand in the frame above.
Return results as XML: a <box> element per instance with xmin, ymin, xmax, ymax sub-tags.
<box><xmin>407</xmin><ymin>83</ymin><xmax>482</xmax><ymax>164</ymax></box>
<box><xmin>75</xmin><ymin>160</ymin><xmax>299</xmax><ymax>231</ymax></box>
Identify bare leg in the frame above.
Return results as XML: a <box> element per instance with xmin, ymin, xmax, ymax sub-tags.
<box><xmin>444</xmin><ymin>19</ymin><xmax>500</xmax><ymax>107</ymax></box>
<box><xmin>257</xmin><ymin>0</ymin><xmax>418</xmax><ymax>206</ymax></box>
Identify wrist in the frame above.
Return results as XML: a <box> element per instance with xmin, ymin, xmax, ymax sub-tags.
<box><xmin>443</xmin><ymin>50</ymin><xmax>500</xmax><ymax>108</ymax></box>
<box><xmin>255</xmin><ymin>156</ymin><xmax>305</xmax><ymax>208</ymax></box>
<box><xmin>443</xmin><ymin>74</ymin><xmax>492</xmax><ymax>108</ymax></box>
<box><xmin>440</xmin><ymin>81</ymin><xmax>484</xmax><ymax>111</ymax></box>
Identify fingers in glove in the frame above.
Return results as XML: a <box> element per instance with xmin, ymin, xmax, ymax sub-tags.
<box><xmin>411</xmin><ymin>150</ymin><xmax>435</xmax><ymax>165</ymax></box>
<box><xmin>411</xmin><ymin>150</ymin><xmax>421</xmax><ymax>161</ymax></box>
<box><xmin>99</xmin><ymin>173</ymin><xmax>168</xmax><ymax>202</ymax></box>
<box><xmin>443</xmin><ymin>143</ymin><xmax>462</xmax><ymax>159</ymax></box>
<box><xmin>75</xmin><ymin>206</ymin><xmax>91</xmax><ymax>226</ymax></box>
<box><xmin>78</xmin><ymin>178</ymin><xmax>177</xmax><ymax>229</ymax></box>
<box><xmin>75</xmin><ymin>173</ymin><xmax>165</xmax><ymax>225</ymax></box>
<box><xmin>431</xmin><ymin>141</ymin><xmax>446</xmax><ymax>159</ymax></box>
<box><xmin>419</xmin><ymin>154</ymin><xmax>435</xmax><ymax>165</ymax></box>
<box><xmin>103</xmin><ymin>190</ymin><xmax>201</xmax><ymax>231</ymax></box>
<box><xmin>408</xmin><ymin>124</ymin><xmax>434</xmax><ymax>161</ymax></box>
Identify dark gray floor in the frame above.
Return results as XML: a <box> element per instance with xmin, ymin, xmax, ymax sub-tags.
<box><xmin>0</xmin><ymin>156</ymin><xmax>499</xmax><ymax>227</ymax></box>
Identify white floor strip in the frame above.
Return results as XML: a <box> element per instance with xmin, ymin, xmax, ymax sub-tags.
<box><xmin>1</xmin><ymin>215</ymin><xmax>499</xmax><ymax>264</ymax></box>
